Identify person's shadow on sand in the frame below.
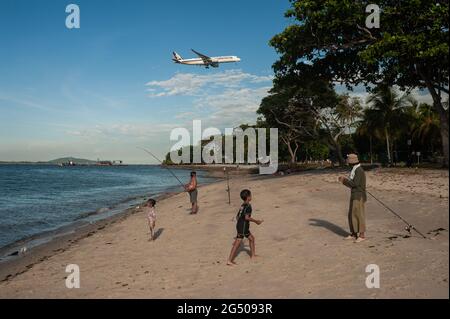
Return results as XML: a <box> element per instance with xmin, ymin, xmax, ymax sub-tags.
<box><xmin>153</xmin><ymin>228</ymin><xmax>164</xmax><ymax>240</ymax></box>
<box><xmin>235</xmin><ymin>241</ymin><xmax>251</xmax><ymax>258</ymax></box>
<box><xmin>309</xmin><ymin>219</ymin><xmax>349</xmax><ymax>237</ymax></box>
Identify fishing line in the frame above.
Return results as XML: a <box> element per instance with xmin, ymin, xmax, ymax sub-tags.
<box><xmin>137</xmin><ymin>147</ymin><xmax>186</xmax><ymax>188</ymax></box>
<box><xmin>366</xmin><ymin>189</ymin><xmax>427</xmax><ymax>239</ymax></box>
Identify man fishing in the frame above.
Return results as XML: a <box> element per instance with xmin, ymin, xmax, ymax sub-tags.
<box><xmin>138</xmin><ymin>148</ymin><xmax>200</xmax><ymax>215</ymax></box>
<box><xmin>185</xmin><ymin>171</ymin><xmax>198</xmax><ymax>214</ymax></box>
<box><xmin>338</xmin><ymin>154</ymin><xmax>367</xmax><ymax>243</ymax></box>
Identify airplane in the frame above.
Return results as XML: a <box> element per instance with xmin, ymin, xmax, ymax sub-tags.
<box><xmin>172</xmin><ymin>49</ymin><xmax>241</xmax><ymax>68</ymax></box>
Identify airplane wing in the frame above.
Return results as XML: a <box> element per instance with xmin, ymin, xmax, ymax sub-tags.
<box><xmin>191</xmin><ymin>49</ymin><xmax>213</xmax><ymax>64</ymax></box>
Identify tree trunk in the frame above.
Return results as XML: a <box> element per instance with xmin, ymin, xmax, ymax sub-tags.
<box><xmin>393</xmin><ymin>140</ymin><xmax>397</xmax><ymax>166</ymax></box>
<box><xmin>287</xmin><ymin>142</ymin><xmax>296</xmax><ymax>164</ymax></box>
<box><xmin>336</xmin><ymin>142</ymin><xmax>345</xmax><ymax>166</ymax></box>
<box><xmin>324</xmin><ymin>128</ymin><xmax>346</xmax><ymax>167</ymax></box>
<box><xmin>417</xmin><ymin>68</ymin><xmax>449</xmax><ymax>167</ymax></box>
<box><xmin>429</xmin><ymin>93</ymin><xmax>449</xmax><ymax>167</ymax></box>
<box><xmin>329</xmin><ymin>137</ymin><xmax>345</xmax><ymax>166</ymax></box>
<box><xmin>282</xmin><ymin>136</ymin><xmax>298</xmax><ymax>165</ymax></box>
<box><xmin>439</xmin><ymin>117</ymin><xmax>449</xmax><ymax>167</ymax></box>
<box><xmin>385</xmin><ymin>127</ymin><xmax>391</xmax><ymax>165</ymax></box>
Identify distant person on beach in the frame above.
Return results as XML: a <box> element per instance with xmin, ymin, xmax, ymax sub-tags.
<box><xmin>185</xmin><ymin>171</ymin><xmax>198</xmax><ymax>214</ymax></box>
<box><xmin>338</xmin><ymin>154</ymin><xmax>367</xmax><ymax>243</ymax></box>
<box><xmin>227</xmin><ymin>189</ymin><xmax>264</xmax><ymax>266</ymax></box>
<box><xmin>144</xmin><ymin>198</ymin><xmax>157</xmax><ymax>241</ymax></box>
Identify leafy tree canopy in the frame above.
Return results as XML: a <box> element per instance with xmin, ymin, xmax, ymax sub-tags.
<box><xmin>271</xmin><ymin>0</ymin><xmax>448</xmax><ymax>93</ymax></box>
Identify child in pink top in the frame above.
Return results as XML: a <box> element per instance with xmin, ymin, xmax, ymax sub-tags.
<box><xmin>144</xmin><ymin>199</ymin><xmax>157</xmax><ymax>241</ymax></box>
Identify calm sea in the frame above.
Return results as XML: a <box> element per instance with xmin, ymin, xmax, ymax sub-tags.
<box><xmin>0</xmin><ymin>164</ymin><xmax>215</xmax><ymax>250</ymax></box>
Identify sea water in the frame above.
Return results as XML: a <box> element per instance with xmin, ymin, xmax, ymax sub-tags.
<box><xmin>0</xmin><ymin>164</ymin><xmax>215</xmax><ymax>251</ymax></box>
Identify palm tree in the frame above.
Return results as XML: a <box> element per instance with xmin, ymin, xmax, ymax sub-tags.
<box><xmin>365</xmin><ymin>86</ymin><xmax>415</xmax><ymax>165</ymax></box>
<box><xmin>336</xmin><ymin>95</ymin><xmax>363</xmax><ymax>134</ymax></box>
<box><xmin>413</xmin><ymin>103</ymin><xmax>442</xmax><ymax>153</ymax></box>
<box><xmin>356</xmin><ymin>109</ymin><xmax>379</xmax><ymax>164</ymax></box>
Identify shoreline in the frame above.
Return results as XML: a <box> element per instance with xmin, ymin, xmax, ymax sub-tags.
<box><xmin>0</xmin><ymin>189</ymin><xmax>182</xmax><ymax>283</ymax></box>
<box><xmin>0</xmin><ymin>168</ymin><xmax>224</xmax><ymax>282</ymax></box>
<box><xmin>0</xmin><ymin>173</ymin><xmax>247</xmax><ymax>284</ymax></box>
<box><xmin>0</xmin><ymin>168</ymin><xmax>447</xmax><ymax>298</ymax></box>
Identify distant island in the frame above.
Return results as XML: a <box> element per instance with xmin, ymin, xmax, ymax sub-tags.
<box><xmin>48</xmin><ymin>157</ymin><xmax>98</xmax><ymax>165</ymax></box>
<box><xmin>0</xmin><ymin>157</ymin><xmax>126</xmax><ymax>166</ymax></box>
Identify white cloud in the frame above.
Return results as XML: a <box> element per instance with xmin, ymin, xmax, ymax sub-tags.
<box><xmin>194</xmin><ymin>86</ymin><xmax>271</xmax><ymax>127</ymax></box>
<box><xmin>144</xmin><ymin>69</ymin><xmax>273</xmax><ymax>129</ymax></box>
<box><xmin>65</xmin><ymin>122</ymin><xmax>180</xmax><ymax>139</ymax></box>
<box><xmin>168</xmin><ymin>86</ymin><xmax>271</xmax><ymax>129</ymax></box>
<box><xmin>145</xmin><ymin>69</ymin><xmax>272</xmax><ymax>97</ymax></box>
<box><xmin>174</xmin><ymin>111</ymin><xmax>196</xmax><ymax>119</ymax></box>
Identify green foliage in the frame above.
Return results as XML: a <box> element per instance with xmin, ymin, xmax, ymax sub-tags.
<box><xmin>300</xmin><ymin>140</ymin><xmax>329</xmax><ymax>161</ymax></box>
<box><xmin>412</xmin><ymin>103</ymin><xmax>442</xmax><ymax>146</ymax></box>
<box><xmin>271</xmin><ymin>0</ymin><xmax>448</xmax><ymax>91</ymax></box>
<box><xmin>270</xmin><ymin>0</ymin><xmax>449</xmax><ymax>165</ymax></box>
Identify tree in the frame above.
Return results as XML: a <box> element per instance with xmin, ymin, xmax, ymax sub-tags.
<box><xmin>301</xmin><ymin>140</ymin><xmax>329</xmax><ymax>161</ymax></box>
<box><xmin>258</xmin><ymin>87</ymin><xmax>316</xmax><ymax>164</ymax></box>
<box><xmin>312</xmin><ymin>94</ymin><xmax>362</xmax><ymax>165</ymax></box>
<box><xmin>412</xmin><ymin>103</ymin><xmax>442</xmax><ymax>154</ymax></box>
<box><xmin>336</xmin><ymin>95</ymin><xmax>363</xmax><ymax>134</ymax></box>
<box><xmin>364</xmin><ymin>86</ymin><xmax>415</xmax><ymax>165</ymax></box>
<box><xmin>259</xmin><ymin>79</ymin><xmax>361</xmax><ymax>166</ymax></box>
<box><xmin>270</xmin><ymin>0</ymin><xmax>449</xmax><ymax>166</ymax></box>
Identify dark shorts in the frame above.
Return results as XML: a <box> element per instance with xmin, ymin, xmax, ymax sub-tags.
<box><xmin>236</xmin><ymin>231</ymin><xmax>251</xmax><ymax>239</ymax></box>
<box><xmin>189</xmin><ymin>189</ymin><xmax>198</xmax><ymax>203</ymax></box>
<box><xmin>236</xmin><ymin>222</ymin><xmax>250</xmax><ymax>239</ymax></box>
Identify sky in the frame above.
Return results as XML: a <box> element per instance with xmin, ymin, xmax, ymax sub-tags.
<box><xmin>0</xmin><ymin>0</ymin><xmax>293</xmax><ymax>163</ymax></box>
<box><xmin>0</xmin><ymin>0</ymin><xmax>433</xmax><ymax>163</ymax></box>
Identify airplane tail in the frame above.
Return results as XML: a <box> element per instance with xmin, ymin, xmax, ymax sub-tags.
<box><xmin>172</xmin><ymin>51</ymin><xmax>183</xmax><ymax>62</ymax></box>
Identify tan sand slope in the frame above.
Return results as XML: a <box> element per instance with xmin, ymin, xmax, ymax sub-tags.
<box><xmin>0</xmin><ymin>169</ymin><xmax>448</xmax><ymax>298</ymax></box>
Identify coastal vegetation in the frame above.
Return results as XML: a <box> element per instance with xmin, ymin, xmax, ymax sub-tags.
<box><xmin>165</xmin><ymin>0</ymin><xmax>448</xmax><ymax>169</ymax></box>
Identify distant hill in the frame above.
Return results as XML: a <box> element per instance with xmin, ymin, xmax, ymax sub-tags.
<box><xmin>48</xmin><ymin>157</ymin><xmax>97</xmax><ymax>165</ymax></box>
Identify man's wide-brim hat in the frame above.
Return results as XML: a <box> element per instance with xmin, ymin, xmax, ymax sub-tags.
<box><xmin>347</xmin><ymin>153</ymin><xmax>359</xmax><ymax>164</ymax></box>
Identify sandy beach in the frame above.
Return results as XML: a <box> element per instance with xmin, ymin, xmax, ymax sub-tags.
<box><xmin>0</xmin><ymin>167</ymin><xmax>448</xmax><ymax>298</ymax></box>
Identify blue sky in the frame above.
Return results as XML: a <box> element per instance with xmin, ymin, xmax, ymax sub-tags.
<box><xmin>0</xmin><ymin>0</ymin><xmax>433</xmax><ymax>163</ymax></box>
<box><xmin>0</xmin><ymin>0</ymin><xmax>290</xmax><ymax>163</ymax></box>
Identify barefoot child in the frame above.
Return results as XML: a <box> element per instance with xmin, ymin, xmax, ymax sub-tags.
<box><xmin>185</xmin><ymin>171</ymin><xmax>198</xmax><ymax>214</ymax></box>
<box><xmin>144</xmin><ymin>199</ymin><xmax>157</xmax><ymax>241</ymax></box>
<box><xmin>227</xmin><ymin>189</ymin><xmax>263</xmax><ymax>266</ymax></box>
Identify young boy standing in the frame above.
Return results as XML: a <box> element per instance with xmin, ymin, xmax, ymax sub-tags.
<box><xmin>185</xmin><ymin>171</ymin><xmax>198</xmax><ymax>214</ymax></box>
<box><xmin>227</xmin><ymin>189</ymin><xmax>263</xmax><ymax>266</ymax></box>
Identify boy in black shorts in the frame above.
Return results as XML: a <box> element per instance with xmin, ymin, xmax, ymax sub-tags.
<box><xmin>227</xmin><ymin>189</ymin><xmax>263</xmax><ymax>266</ymax></box>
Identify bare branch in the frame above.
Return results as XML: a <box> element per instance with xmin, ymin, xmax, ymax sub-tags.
<box><xmin>356</xmin><ymin>24</ymin><xmax>377</xmax><ymax>41</ymax></box>
<box><xmin>434</xmin><ymin>85</ymin><xmax>449</xmax><ymax>95</ymax></box>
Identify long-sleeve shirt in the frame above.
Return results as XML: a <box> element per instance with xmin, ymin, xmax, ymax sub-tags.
<box><xmin>343</xmin><ymin>165</ymin><xmax>367</xmax><ymax>201</ymax></box>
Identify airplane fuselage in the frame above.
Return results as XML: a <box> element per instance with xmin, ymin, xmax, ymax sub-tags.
<box><xmin>175</xmin><ymin>56</ymin><xmax>240</xmax><ymax>65</ymax></box>
<box><xmin>172</xmin><ymin>50</ymin><xmax>241</xmax><ymax>68</ymax></box>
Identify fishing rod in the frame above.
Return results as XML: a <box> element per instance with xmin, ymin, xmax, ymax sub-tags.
<box><xmin>224</xmin><ymin>167</ymin><xmax>231</xmax><ymax>205</ymax></box>
<box><xmin>137</xmin><ymin>147</ymin><xmax>186</xmax><ymax>189</ymax></box>
<box><xmin>366</xmin><ymin>189</ymin><xmax>427</xmax><ymax>239</ymax></box>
